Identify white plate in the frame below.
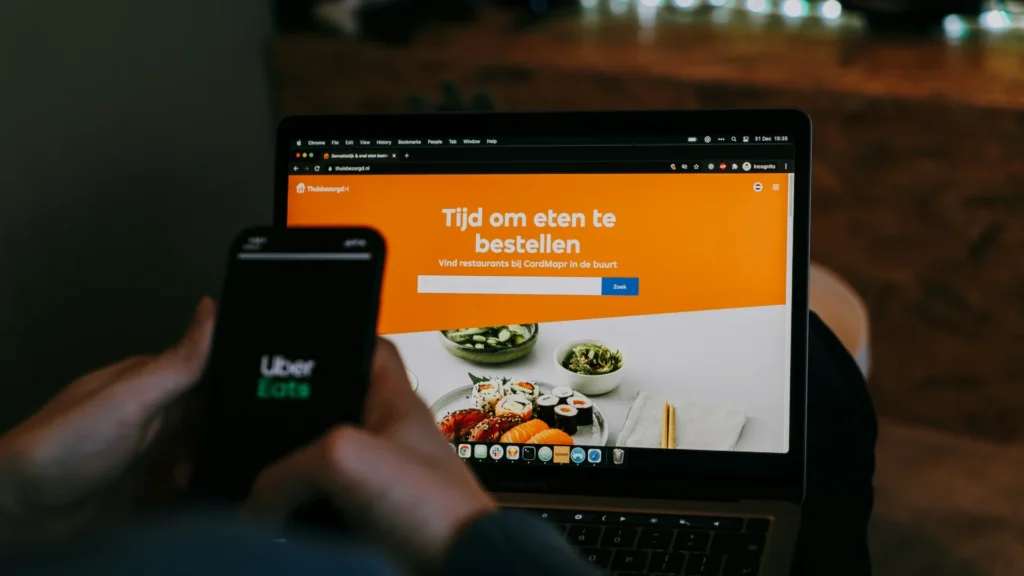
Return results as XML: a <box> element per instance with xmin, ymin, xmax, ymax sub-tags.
<box><xmin>430</xmin><ymin>381</ymin><xmax>609</xmax><ymax>446</ymax></box>
<box><xmin>406</xmin><ymin>369</ymin><xmax>419</xmax><ymax>392</ymax></box>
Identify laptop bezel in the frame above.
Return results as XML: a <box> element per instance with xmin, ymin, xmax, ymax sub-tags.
<box><xmin>274</xmin><ymin>110</ymin><xmax>810</xmax><ymax>504</ymax></box>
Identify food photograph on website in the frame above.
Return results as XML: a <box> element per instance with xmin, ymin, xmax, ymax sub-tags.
<box><xmin>288</xmin><ymin>144</ymin><xmax>796</xmax><ymax>465</ymax></box>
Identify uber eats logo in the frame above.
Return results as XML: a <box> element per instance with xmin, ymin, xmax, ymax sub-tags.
<box><xmin>257</xmin><ymin>355</ymin><xmax>315</xmax><ymax>400</ymax></box>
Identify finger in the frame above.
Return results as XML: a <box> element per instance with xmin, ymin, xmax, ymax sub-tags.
<box><xmin>108</xmin><ymin>297</ymin><xmax>216</xmax><ymax>418</ymax></box>
<box><xmin>243</xmin><ymin>426</ymin><xmax>403</xmax><ymax>523</ymax></box>
<box><xmin>365</xmin><ymin>338</ymin><xmax>434</xmax><ymax>428</ymax></box>
<box><xmin>363</xmin><ymin>341</ymin><xmax>450</xmax><ymax>459</ymax></box>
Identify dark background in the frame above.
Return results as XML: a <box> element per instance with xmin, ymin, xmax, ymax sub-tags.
<box><xmin>0</xmin><ymin>0</ymin><xmax>276</xmax><ymax>431</ymax></box>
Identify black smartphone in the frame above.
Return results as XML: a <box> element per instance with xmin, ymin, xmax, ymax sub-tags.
<box><xmin>189</xmin><ymin>226</ymin><xmax>386</xmax><ymax>509</ymax></box>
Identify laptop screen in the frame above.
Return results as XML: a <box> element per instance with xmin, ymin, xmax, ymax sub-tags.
<box><xmin>284</xmin><ymin>132</ymin><xmax>796</xmax><ymax>471</ymax></box>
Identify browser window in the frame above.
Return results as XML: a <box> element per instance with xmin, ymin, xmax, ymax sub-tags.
<box><xmin>286</xmin><ymin>136</ymin><xmax>795</xmax><ymax>467</ymax></box>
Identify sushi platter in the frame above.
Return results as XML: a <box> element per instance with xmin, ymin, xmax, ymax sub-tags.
<box><xmin>432</xmin><ymin>375</ymin><xmax>609</xmax><ymax>446</ymax></box>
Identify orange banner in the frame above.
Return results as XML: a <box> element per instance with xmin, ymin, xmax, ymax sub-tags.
<box><xmin>287</xmin><ymin>174</ymin><xmax>789</xmax><ymax>334</ymax></box>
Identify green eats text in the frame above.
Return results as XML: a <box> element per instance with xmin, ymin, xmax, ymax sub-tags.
<box><xmin>257</xmin><ymin>378</ymin><xmax>311</xmax><ymax>400</ymax></box>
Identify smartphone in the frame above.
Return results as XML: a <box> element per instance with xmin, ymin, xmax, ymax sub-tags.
<box><xmin>189</xmin><ymin>226</ymin><xmax>386</xmax><ymax>507</ymax></box>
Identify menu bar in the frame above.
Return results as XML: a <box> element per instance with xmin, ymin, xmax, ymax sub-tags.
<box><xmin>290</xmin><ymin>135</ymin><xmax>792</xmax><ymax>149</ymax></box>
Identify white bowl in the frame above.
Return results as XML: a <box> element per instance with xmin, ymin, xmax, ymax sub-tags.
<box><xmin>553</xmin><ymin>339</ymin><xmax>625</xmax><ymax>396</ymax></box>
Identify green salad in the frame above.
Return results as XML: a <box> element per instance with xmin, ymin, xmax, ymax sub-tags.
<box><xmin>443</xmin><ymin>325</ymin><xmax>534</xmax><ymax>350</ymax></box>
<box><xmin>562</xmin><ymin>343</ymin><xmax>623</xmax><ymax>375</ymax></box>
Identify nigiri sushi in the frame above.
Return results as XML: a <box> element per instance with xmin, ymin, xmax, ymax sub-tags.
<box><xmin>500</xmin><ymin>419</ymin><xmax>549</xmax><ymax>443</ymax></box>
<box><xmin>525</xmin><ymin>429</ymin><xmax>574</xmax><ymax>446</ymax></box>
<box><xmin>467</xmin><ymin>416</ymin><xmax>524</xmax><ymax>443</ymax></box>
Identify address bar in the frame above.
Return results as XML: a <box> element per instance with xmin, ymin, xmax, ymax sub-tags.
<box><xmin>417</xmin><ymin>275</ymin><xmax>639</xmax><ymax>296</ymax></box>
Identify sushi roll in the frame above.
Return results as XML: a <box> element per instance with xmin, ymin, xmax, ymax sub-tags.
<box><xmin>472</xmin><ymin>379</ymin><xmax>504</xmax><ymax>413</ymax></box>
<box><xmin>495</xmin><ymin>395</ymin><xmax>534</xmax><ymax>421</ymax></box>
<box><xmin>536</xmin><ymin>395</ymin><xmax>560</xmax><ymax>427</ymax></box>
<box><xmin>553</xmin><ymin>404</ymin><xmax>579</xmax><ymax>436</ymax></box>
<box><xmin>552</xmin><ymin>386</ymin><xmax>575</xmax><ymax>405</ymax></box>
<box><xmin>568</xmin><ymin>395</ymin><xmax>594</xmax><ymax>426</ymax></box>
<box><xmin>504</xmin><ymin>379</ymin><xmax>540</xmax><ymax>403</ymax></box>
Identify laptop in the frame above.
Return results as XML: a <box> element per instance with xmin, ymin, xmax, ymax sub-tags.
<box><xmin>275</xmin><ymin>110</ymin><xmax>810</xmax><ymax>576</ymax></box>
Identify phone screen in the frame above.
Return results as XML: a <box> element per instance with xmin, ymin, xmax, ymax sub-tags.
<box><xmin>189</xmin><ymin>227</ymin><xmax>385</xmax><ymax>503</ymax></box>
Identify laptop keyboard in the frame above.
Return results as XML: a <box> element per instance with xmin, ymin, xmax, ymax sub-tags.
<box><xmin>520</xmin><ymin>508</ymin><xmax>770</xmax><ymax>576</ymax></box>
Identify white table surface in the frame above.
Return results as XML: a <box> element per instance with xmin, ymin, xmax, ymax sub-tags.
<box><xmin>389</xmin><ymin>305</ymin><xmax>791</xmax><ymax>453</ymax></box>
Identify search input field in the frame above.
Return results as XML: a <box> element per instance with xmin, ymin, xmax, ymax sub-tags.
<box><xmin>417</xmin><ymin>275</ymin><xmax>638</xmax><ymax>296</ymax></box>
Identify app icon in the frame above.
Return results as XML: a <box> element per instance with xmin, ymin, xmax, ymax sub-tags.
<box><xmin>742</xmin><ymin>162</ymin><xmax>752</xmax><ymax>172</ymax></box>
<box><xmin>458</xmin><ymin>444</ymin><xmax>471</xmax><ymax>458</ymax></box>
<box><xmin>474</xmin><ymin>445</ymin><xmax>488</xmax><ymax>459</ymax></box>
<box><xmin>489</xmin><ymin>445</ymin><xmax>504</xmax><ymax>460</ymax></box>
<box><xmin>587</xmin><ymin>449</ymin><xmax>602</xmax><ymax>463</ymax></box>
<box><xmin>506</xmin><ymin>446</ymin><xmax>520</xmax><ymax>460</ymax></box>
<box><xmin>523</xmin><ymin>446</ymin><xmax>537</xmax><ymax>461</ymax></box>
<box><xmin>538</xmin><ymin>446</ymin><xmax>553</xmax><ymax>462</ymax></box>
<box><xmin>570</xmin><ymin>447</ymin><xmax>586</xmax><ymax>464</ymax></box>
<box><xmin>554</xmin><ymin>446</ymin><xmax>571</xmax><ymax>464</ymax></box>
<box><xmin>753</xmin><ymin>182</ymin><xmax>763</xmax><ymax>192</ymax></box>
<box><xmin>612</xmin><ymin>448</ymin><xmax>625</xmax><ymax>465</ymax></box>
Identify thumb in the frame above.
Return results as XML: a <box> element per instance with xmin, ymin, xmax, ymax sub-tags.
<box><xmin>164</xmin><ymin>296</ymin><xmax>217</xmax><ymax>373</ymax></box>
<box><xmin>115</xmin><ymin>297</ymin><xmax>216</xmax><ymax>413</ymax></box>
<box><xmin>242</xmin><ymin>426</ymin><xmax>396</xmax><ymax>523</ymax></box>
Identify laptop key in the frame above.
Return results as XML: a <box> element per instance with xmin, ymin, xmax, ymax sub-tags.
<box><xmin>600</xmin><ymin>527</ymin><xmax>637</xmax><ymax>548</ymax></box>
<box><xmin>637</xmin><ymin>528</ymin><xmax>674</xmax><ymax>550</ymax></box>
<box><xmin>631</xmin><ymin>514</ymin><xmax>675</xmax><ymax>528</ymax></box>
<box><xmin>564</xmin><ymin>511</ymin><xmax>600</xmax><ymax>524</ymax></box>
<box><xmin>711</xmin><ymin>533</ymin><xmax>766</xmax><ymax>556</ymax></box>
<box><xmin>611</xmin><ymin>549</ymin><xmax>650</xmax><ymax>572</ymax></box>
<box><xmin>674</xmin><ymin>516</ymin><xmax>712</xmax><ymax>530</ymax></box>
<box><xmin>579</xmin><ymin>547</ymin><xmax>612</xmax><ymax>568</ymax></box>
<box><xmin>744</xmin><ymin>518</ymin><xmax>771</xmax><ymax>534</ymax></box>
<box><xmin>649</xmin><ymin>552</ymin><xmax>686</xmax><ymax>573</ymax></box>
<box><xmin>528</xmin><ymin>509</ymin><xmax>559</xmax><ymax>522</ymax></box>
<box><xmin>723</xmin><ymin>554</ymin><xmax>761</xmax><ymax>576</ymax></box>
<box><xmin>685</xmin><ymin>553</ymin><xmax>722</xmax><ymax>575</ymax></box>
<box><xmin>707</xmin><ymin>517</ymin><xmax>743</xmax><ymax>532</ymax></box>
<box><xmin>674</xmin><ymin>530</ymin><xmax>711</xmax><ymax>553</ymax></box>
<box><xmin>567</xmin><ymin>525</ymin><xmax>602</xmax><ymax>547</ymax></box>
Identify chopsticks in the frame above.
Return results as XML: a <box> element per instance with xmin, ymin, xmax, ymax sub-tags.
<box><xmin>661</xmin><ymin>401</ymin><xmax>676</xmax><ymax>449</ymax></box>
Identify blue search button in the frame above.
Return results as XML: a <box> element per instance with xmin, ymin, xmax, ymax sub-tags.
<box><xmin>601</xmin><ymin>277</ymin><xmax>639</xmax><ymax>296</ymax></box>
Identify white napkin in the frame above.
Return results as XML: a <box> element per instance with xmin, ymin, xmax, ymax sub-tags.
<box><xmin>616</xmin><ymin>391</ymin><xmax>747</xmax><ymax>451</ymax></box>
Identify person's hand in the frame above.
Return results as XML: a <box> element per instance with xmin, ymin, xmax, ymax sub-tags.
<box><xmin>0</xmin><ymin>298</ymin><xmax>215</xmax><ymax>543</ymax></box>
<box><xmin>244</xmin><ymin>338</ymin><xmax>497</xmax><ymax>573</ymax></box>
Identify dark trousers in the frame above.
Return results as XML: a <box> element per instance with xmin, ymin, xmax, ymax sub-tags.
<box><xmin>793</xmin><ymin>312</ymin><xmax>878</xmax><ymax>575</ymax></box>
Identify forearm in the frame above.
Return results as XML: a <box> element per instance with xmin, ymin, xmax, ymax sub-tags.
<box><xmin>0</xmin><ymin>432</ymin><xmax>83</xmax><ymax>547</ymax></box>
<box><xmin>442</xmin><ymin>510</ymin><xmax>598</xmax><ymax>576</ymax></box>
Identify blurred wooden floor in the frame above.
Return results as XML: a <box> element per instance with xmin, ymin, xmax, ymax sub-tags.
<box><xmin>872</xmin><ymin>419</ymin><xmax>1024</xmax><ymax>575</ymax></box>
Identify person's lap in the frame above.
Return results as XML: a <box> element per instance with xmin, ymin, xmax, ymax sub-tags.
<box><xmin>793</xmin><ymin>311</ymin><xmax>878</xmax><ymax>575</ymax></box>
